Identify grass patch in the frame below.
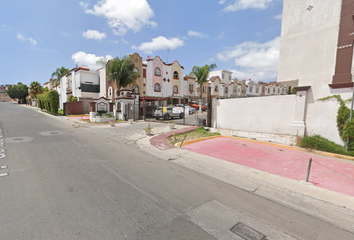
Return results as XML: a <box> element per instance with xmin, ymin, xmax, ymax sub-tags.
<box><xmin>57</xmin><ymin>109</ymin><xmax>64</xmax><ymax>115</ymax></box>
<box><xmin>300</xmin><ymin>135</ymin><xmax>354</xmax><ymax>157</ymax></box>
<box><xmin>167</xmin><ymin>127</ymin><xmax>221</xmax><ymax>146</ymax></box>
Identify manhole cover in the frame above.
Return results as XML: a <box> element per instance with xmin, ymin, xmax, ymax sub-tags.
<box><xmin>4</xmin><ymin>137</ymin><xmax>33</xmax><ymax>143</ymax></box>
<box><xmin>230</xmin><ymin>222</ymin><xmax>267</xmax><ymax>240</ymax></box>
<box><xmin>39</xmin><ymin>131</ymin><xmax>66</xmax><ymax>136</ymax></box>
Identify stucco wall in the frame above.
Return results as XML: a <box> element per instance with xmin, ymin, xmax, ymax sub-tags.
<box><xmin>215</xmin><ymin>95</ymin><xmax>297</xmax><ymax>136</ymax></box>
<box><xmin>277</xmin><ymin>0</ymin><xmax>348</xmax><ymax>144</ymax></box>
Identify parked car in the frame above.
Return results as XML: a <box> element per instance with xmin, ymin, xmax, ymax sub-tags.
<box><xmin>186</xmin><ymin>102</ymin><xmax>207</xmax><ymax>111</ymax></box>
<box><xmin>154</xmin><ymin>106</ymin><xmax>184</xmax><ymax>120</ymax></box>
<box><xmin>185</xmin><ymin>105</ymin><xmax>196</xmax><ymax>114</ymax></box>
<box><xmin>174</xmin><ymin>104</ymin><xmax>196</xmax><ymax>114</ymax></box>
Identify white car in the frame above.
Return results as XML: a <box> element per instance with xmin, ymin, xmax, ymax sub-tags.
<box><xmin>154</xmin><ymin>106</ymin><xmax>184</xmax><ymax>120</ymax></box>
<box><xmin>175</xmin><ymin>104</ymin><xmax>196</xmax><ymax>114</ymax></box>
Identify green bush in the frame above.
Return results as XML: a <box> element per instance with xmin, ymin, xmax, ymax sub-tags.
<box><xmin>68</xmin><ymin>95</ymin><xmax>78</xmax><ymax>102</ymax></box>
<box><xmin>36</xmin><ymin>90</ymin><xmax>59</xmax><ymax>114</ymax></box>
<box><xmin>300</xmin><ymin>135</ymin><xmax>349</xmax><ymax>155</ymax></box>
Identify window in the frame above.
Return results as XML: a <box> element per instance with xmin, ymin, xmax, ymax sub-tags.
<box><xmin>155</xmin><ymin>67</ymin><xmax>161</xmax><ymax>76</ymax></box>
<box><xmin>133</xmin><ymin>85</ymin><xmax>139</xmax><ymax>94</ymax></box>
<box><xmin>222</xmin><ymin>73</ymin><xmax>224</xmax><ymax>79</ymax></box>
<box><xmin>143</xmin><ymin>68</ymin><xmax>146</xmax><ymax>78</ymax></box>
<box><xmin>173</xmin><ymin>71</ymin><xmax>179</xmax><ymax>79</ymax></box>
<box><xmin>189</xmin><ymin>84</ymin><xmax>194</xmax><ymax>91</ymax></box>
<box><xmin>215</xmin><ymin>85</ymin><xmax>218</xmax><ymax>92</ymax></box>
<box><xmin>117</xmin><ymin>102</ymin><xmax>121</xmax><ymax>111</ymax></box>
<box><xmin>133</xmin><ymin>67</ymin><xmax>139</xmax><ymax>73</ymax></box>
<box><xmin>154</xmin><ymin>83</ymin><xmax>161</xmax><ymax>92</ymax></box>
<box><xmin>256</xmin><ymin>87</ymin><xmax>259</xmax><ymax>93</ymax></box>
<box><xmin>173</xmin><ymin>85</ymin><xmax>178</xmax><ymax>94</ymax></box>
<box><xmin>225</xmin><ymin>87</ymin><xmax>228</xmax><ymax>93</ymax></box>
<box><xmin>108</xmin><ymin>87</ymin><xmax>112</xmax><ymax>97</ymax></box>
<box><xmin>249</xmin><ymin>86</ymin><xmax>253</xmax><ymax>92</ymax></box>
<box><xmin>203</xmin><ymin>86</ymin><xmax>207</xmax><ymax>93</ymax></box>
<box><xmin>229</xmin><ymin>75</ymin><xmax>231</xmax><ymax>81</ymax></box>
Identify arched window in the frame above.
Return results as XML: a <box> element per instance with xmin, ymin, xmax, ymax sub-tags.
<box><xmin>154</xmin><ymin>83</ymin><xmax>161</xmax><ymax>92</ymax></box>
<box><xmin>117</xmin><ymin>102</ymin><xmax>121</xmax><ymax>111</ymax></box>
<box><xmin>215</xmin><ymin>85</ymin><xmax>218</xmax><ymax>92</ymax></box>
<box><xmin>173</xmin><ymin>71</ymin><xmax>179</xmax><ymax>79</ymax></box>
<box><xmin>155</xmin><ymin>67</ymin><xmax>161</xmax><ymax>76</ymax></box>
<box><xmin>173</xmin><ymin>85</ymin><xmax>178</xmax><ymax>94</ymax></box>
<box><xmin>133</xmin><ymin>85</ymin><xmax>139</xmax><ymax>94</ymax></box>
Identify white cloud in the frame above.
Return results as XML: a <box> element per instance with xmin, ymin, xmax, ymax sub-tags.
<box><xmin>274</xmin><ymin>14</ymin><xmax>282</xmax><ymax>20</ymax></box>
<box><xmin>108</xmin><ymin>39</ymin><xmax>119</xmax><ymax>44</ymax></box>
<box><xmin>121</xmin><ymin>39</ymin><xmax>129</xmax><ymax>44</ymax></box>
<box><xmin>217</xmin><ymin>32</ymin><xmax>225</xmax><ymax>39</ymax></box>
<box><xmin>217</xmin><ymin>37</ymin><xmax>280</xmax><ymax>81</ymax></box>
<box><xmin>188</xmin><ymin>30</ymin><xmax>208</xmax><ymax>39</ymax></box>
<box><xmin>71</xmin><ymin>51</ymin><xmax>113</xmax><ymax>70</ymax></box>
<box><xmin>0</xmin><ymin>24</ymin><xmax>9</xmax><ymax>31</ymax></box>
<box><xmin>17</xmin><ymin>33</ymin><xmax>37</xmax><ymax>46</ymax></box>
<box><xmin>80</xmin><ymin>0</ymin><xmax>156</xmax><ymax>36</ymax></box>
<box><xmin>83</xmin><ymin>29</ymin><xmax>106</xmax><ymax>40</ymax></box>
<box><xmin>222</xmin><ymin>0</ymin><xmax>277</xmax><ymax>12</ymax></box>
<box><xmin>132</xmin><ymin>36</ymin><xmax>184</xmax><ymax>54</ymax></box>
<box><xmin>61</xmin><ymin>32</ymin><xmax>70</xmax><ymax>36</ymax></box>
<box><xmin>219</xmin><ymin>0</ymin><xmax>226</xmax><ymax>4</ymax></box>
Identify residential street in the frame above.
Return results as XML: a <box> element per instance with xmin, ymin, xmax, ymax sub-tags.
<box><xmin>1</xmin><ymin>102</ymin><xmax>354</xmax><ymax>240</ymax></box>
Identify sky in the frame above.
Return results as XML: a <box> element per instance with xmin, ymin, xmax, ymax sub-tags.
<box><xmin>0</xmin><ymin>0</ymin><xmax>283</xmax><ymax>86</ymax></box>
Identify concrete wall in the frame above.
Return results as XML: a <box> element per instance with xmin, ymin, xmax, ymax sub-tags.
<box><xmin>213</xmin><ymin>95</ymin><xmax>299</xmax><ymax>145</ymax></box>
<box><xmin>277</xmin><ymin>0</ymin><xmax>348</xmax><ymax>144</ymax></box>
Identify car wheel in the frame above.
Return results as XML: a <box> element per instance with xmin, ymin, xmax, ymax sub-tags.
<box><xmin>180</xmin><ymin>113</ymin><xmax>184</xmax><ymax>119</ymax></box>
<box><xmin>164</xmin><ymin>114</ymin><xmax>170</xmax><ymax>120</ymax></box>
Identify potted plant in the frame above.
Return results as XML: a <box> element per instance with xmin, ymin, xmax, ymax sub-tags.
<box><xmin>168</xmin><ymin>120</ymin><xmax>175</xmax><ymax>130</ymax></box>
<box><xmin>144</xmin><ymin>123</ymin><xmax>153</xmax><ymax>135</ymax></box>
<box><xmin>109</xmin><ymin>120</ymin><xmax>115</xmax><ymax>127</ymax></box>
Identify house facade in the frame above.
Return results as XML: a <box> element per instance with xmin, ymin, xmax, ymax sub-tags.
<box><xmin>59</xmin><ymin>66</ymin><xmax>100</xmax><ymax>109</ymax></box>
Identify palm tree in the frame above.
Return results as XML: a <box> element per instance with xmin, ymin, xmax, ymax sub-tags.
<box><xmin>51</xmin><ymin>67</ymin><xmax>69</xmax><ymax>90</ymax></box>
<box><xmin>107</xmin><ymin>56</ymin><xmax>140</xmax><ymax>92</ymax></box>
<box><xmin>29</xmin><ymin>81</ymin><xmax>43</xmax><ymax>99</ymax></box>
<box><xmin>190</xmin><ymin>63</ymin><xmax>217</xmax><ymax>112</ymax></box>
<box><xmin>96</xmin><ymin>57</ymin><xmax>110</xmax><ymax>67</ymax></box>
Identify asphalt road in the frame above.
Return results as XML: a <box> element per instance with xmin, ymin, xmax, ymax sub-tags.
<box><xmin>1</xmin><ymin>102</ymin><xmax>353</xmax><ymax>240</ymax></box>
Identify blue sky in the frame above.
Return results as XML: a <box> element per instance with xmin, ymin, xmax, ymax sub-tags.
<box><xmin>0</xmin><ymin>0</ymin><xmax>283</xmax><ymax>86</ymax></box>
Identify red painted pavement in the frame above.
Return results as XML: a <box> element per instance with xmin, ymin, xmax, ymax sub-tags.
<box><xmin>183</xmin><ymin>137</ymin><xmax>354</xmax><ymax>197</ymax></box>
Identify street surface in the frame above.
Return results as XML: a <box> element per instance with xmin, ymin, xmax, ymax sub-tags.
<box><xmin>1</xmin><ymin>102</ymin><xmax>354</xmax><ymax>239</ymax></box>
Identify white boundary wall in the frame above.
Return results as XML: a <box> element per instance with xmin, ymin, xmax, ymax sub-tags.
<box><xmin>213</xmin><ymin>95</ymin><xmax>299</xmax><ymax>145</ymax></box>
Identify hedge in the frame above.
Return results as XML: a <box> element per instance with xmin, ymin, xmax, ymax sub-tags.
<box><xmin>37</xmin><ymin>90</ymin><xmax>59</xmax><ymax>114</ymax></box>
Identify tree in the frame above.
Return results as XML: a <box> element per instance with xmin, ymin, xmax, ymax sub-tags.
<box><xmin>96</xmin><ymin>57</ymin><xmax>110</xmax><ymax>67</ymax></box>
<box><xmin>29</xmin><ymin>81</ymin><xmax>43</xmax><ymax>99</ymax></box>
<box><xmin>51</xmin><ymin>67</ymin><xmax>69</xmax><ymax>89</ymax></box>
<box><xmin>190</xmin><ymin>63</ymin><xmax>217</xmax><ymax>111</ymax></box>
<box><xmin>7</xmin><ymin>82</ymin><xmax>29</xmax><ymax>103</ymax></box>
<box><xmin>107</xmin><ymin>56</ymin><xmax>140</xmax><ymax>91</ymax></box>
